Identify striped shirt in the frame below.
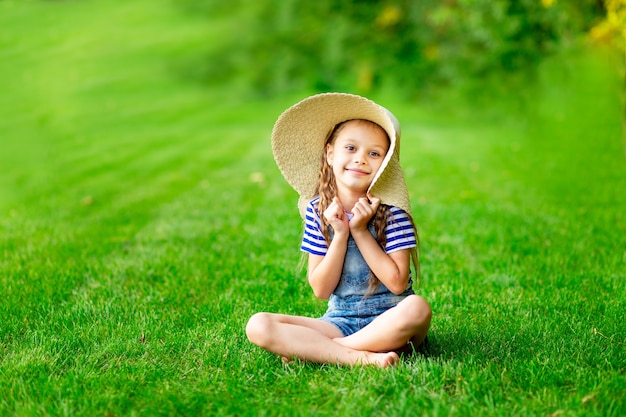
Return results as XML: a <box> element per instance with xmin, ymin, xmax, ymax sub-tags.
<box><xmin>300</xmin><ymin>197</ymin><xmax>416</xmax><ymax>256</ymax></box>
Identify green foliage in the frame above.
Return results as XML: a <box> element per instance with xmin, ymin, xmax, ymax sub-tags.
<box><xmin>185</xmin><ymin>0</ymin><xmax>605</xmax><ymax>95</ymax></box>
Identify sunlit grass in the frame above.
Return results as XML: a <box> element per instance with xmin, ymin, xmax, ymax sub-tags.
<box><xmin>1</xmin><ymin>1</ymin><xmax>625</xmax><ymax>416</ymax></box>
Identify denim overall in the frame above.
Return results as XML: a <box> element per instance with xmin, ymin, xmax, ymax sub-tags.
<box><xmin>320</xmin><ymin>224</ymin><xmax>414</xmax><ymax>336</ymax></box>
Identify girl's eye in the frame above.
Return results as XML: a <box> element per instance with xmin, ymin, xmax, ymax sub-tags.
<box><xmin>369</xmin><ymin>151</ymin><xmax>381</xmax><ymax>157</ymax></box>
<box><xmin>345</xmin><ymin>145</ymin><xmax>355</xmax><ymax>151</ymax></box>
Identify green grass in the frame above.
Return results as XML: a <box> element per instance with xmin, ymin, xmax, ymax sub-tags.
<box><xmin>1</xmin><ymin>1</ymin><xmax>625</xmax><ymax>416</ymax></box>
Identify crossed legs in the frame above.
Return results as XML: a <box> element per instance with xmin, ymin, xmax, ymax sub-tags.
<box><xmin>246</xmin><ymin>295</ymin><xmax>431</xmax><ymax>367</ymax></box>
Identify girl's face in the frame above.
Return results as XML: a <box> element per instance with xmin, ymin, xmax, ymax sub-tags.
<box><xmin>326</xmin><ymin>120</ymin><xmax>389</xmax><ymax>194</ymax></box>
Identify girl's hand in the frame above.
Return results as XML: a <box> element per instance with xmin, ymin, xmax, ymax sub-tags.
<box><xmin>323</xmin><ymin>197</ymin><xmax>349</xmax><ymax>236</ymax></box>
<box><xmin>350</xmin><ymin>194</ymin><xmax>380</xmax><ymax>232</ymax></box>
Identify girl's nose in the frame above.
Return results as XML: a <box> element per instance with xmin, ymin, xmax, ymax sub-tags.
<box><xmin>354</xmin><ymin>152</ymin><xmax>367</xmax><ymax>164</ymax></box>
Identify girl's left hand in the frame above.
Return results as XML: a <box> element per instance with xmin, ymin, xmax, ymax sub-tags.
<box><xmin>350</xmin><ymin>194</ymin><xmax>380</xmax><ymax>231</ymax></box>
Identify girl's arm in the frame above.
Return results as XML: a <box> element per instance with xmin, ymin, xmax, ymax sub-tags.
<box><xmin>307</xmin><ymin>197</ymin><xmax>350</xmax><ymax>299</ymax></box>
<box><xmin>307</xmin><ymin>233</ymin><xmax>348</xmax><ymax>299</ymax></box>
<box><xmin>350</xmin><ymin>232</ymin><xmax>411</xmax><ymax>295</ymax></box>
<box><xmin>350</xmin><ymin>196</ymin><xmax>411</xmax><ymax>295</ymax></box>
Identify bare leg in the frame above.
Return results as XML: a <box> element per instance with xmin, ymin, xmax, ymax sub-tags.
<box><xmin>246</xmin><ymin>313</ymin><xmax>399</xmax><ymax>367</ymax></box>
<box><xmin>334</xmin><ymin>295</ymin><xmax>432</xmax><ymax>352</ymax></box>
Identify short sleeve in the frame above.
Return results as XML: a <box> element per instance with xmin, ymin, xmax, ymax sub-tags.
<box><xmin>300</xmin><ymin>198</ymin><xmax>328</xmax><ymax>256</ymax></box>
<box><xmin>385</xmin><ymin>206</ymin><xmax>417</xmax><ymax>253</ymax></box>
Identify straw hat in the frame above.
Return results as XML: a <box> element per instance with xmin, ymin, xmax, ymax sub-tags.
<box><xmin>271</xmin><ymin>92</ymin><xmax>411</xmax><ymax>218</ymax></box>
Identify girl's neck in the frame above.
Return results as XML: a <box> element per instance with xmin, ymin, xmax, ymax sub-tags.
<box><xmin>337</xmin><ymin>188</ymin><xmax>368</xmax><ymax>214</ymax></box>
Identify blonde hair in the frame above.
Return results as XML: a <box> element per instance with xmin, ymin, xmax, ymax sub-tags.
<box><xmin>312</xmin><ymin>119</ymin><xmax>420</xmax><ymax>293</ymax></box>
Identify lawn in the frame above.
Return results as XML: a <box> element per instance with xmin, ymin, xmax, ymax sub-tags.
<box><xmin>1</xmin><ymin>1</ymin><xmax>625</xmax><ymax>416</ymax></box>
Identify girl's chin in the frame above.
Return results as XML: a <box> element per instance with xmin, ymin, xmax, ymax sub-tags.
<box><xmin>337</xmin><ymin>180</ymin><xmax>370</xmax><ymax>193</ymax></box>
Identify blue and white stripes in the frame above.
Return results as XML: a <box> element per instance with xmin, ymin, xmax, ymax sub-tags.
<box><xmin>300</xmin><ymin>198</ymin><xmax>416</xmax><ymax>256</ymax></box>
<box><xmin>384</xmin><ymin>206</ymin><xmax>417</xmax><ymax>253</ymax></box>
<box><xmin>301</xmin><ymin>199</ymin><xmax>328</xmax><ymax>256</ymax></box>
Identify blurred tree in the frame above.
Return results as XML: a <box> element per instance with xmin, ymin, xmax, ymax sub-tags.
<box><xmin>187</xmin><ymin>0</ymin><xmax>605</xmax><ymax>96</ymax></box>
<box><xmin>589</xmin><ymin>0</ymin><xmax>626</xmax><ymax>154</ymax></box>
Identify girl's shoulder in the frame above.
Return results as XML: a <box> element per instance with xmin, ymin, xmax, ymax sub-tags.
<box><xmin>305</xmin><ymin>197</ymin><xmax>322</xmax><ymax>223</ymax></box>
<box><xmin>382</xmin><ymin>204</ymin><xmax>417</xmax><ymax>250</ymax></box>
<box><xmin>383</xmin><ymin>204</ymin><xmax>413</xmax><ymax>226</ymax></box>
<box><xmin>306</xmin><ymin>197</ymin><xmax>321</xmax><ymax>214</ymax></box>
<box><xmin>384</xmin><ymin>204</ymin><xmax>409</xmax><ymax>217</ymax></box>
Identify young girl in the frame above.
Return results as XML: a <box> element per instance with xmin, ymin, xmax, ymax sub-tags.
<box><xmin>246</xmin><ymin>93</ymin><xmax>432</xmax><ymax>368</ymax></box>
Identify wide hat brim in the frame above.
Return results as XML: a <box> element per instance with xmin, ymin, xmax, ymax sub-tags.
<box><xmin>271</xmin><ymin>93</ymin><xmax>411</xmax><ymax>218</ymax></box>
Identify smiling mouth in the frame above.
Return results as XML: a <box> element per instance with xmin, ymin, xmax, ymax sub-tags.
<box><xmin>346</xmin><ymin>168</ymin><xmax>369</xmax><ymax>176</ymax></box>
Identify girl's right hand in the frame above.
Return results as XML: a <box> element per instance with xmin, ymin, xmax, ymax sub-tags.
<box><xmin>323</xmin><ymin>197</ymin><xmax>349</xmax><ymax>236</ymax></box>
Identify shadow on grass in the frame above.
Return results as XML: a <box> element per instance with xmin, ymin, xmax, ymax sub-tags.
<box><xmin>410</xmin><ymin>326</ymin><xmax>538</xmax><ymax>365</ymax></box>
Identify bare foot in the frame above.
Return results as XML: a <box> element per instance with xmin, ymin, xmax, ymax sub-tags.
<box><xmin>365</xmin><ymin>351</ymin><xmax>399</xmax><ymax>368</ymax></box>
<box><xmin>332</xmin><ymin>338</ymin><xmax>401</xmax><ymax>368</ymax></box>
